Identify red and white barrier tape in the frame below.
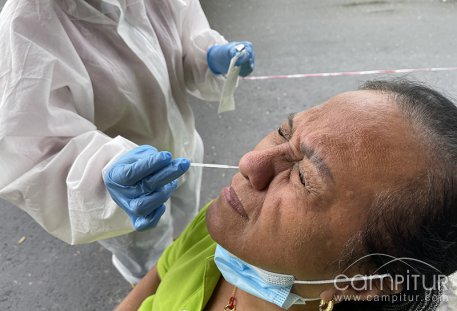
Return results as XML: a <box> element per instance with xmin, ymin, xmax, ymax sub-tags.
<box><xmin>242</xmin><ymin>67</ymin><xmax>457</xmax><ymax>81</ymax></box>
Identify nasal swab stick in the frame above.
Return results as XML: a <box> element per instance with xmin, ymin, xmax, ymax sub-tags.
<box><xmin>190</xmin><ymin>163</ymin><xmax>239</xmax><ymax>169</ymax></box>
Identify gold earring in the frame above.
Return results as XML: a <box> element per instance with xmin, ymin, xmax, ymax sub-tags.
<box><xmin>319</xmin><ymin>299</ymin><xmax>334</xmax><ymax>311</ymax></box>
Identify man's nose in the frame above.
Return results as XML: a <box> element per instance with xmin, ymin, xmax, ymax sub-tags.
<box><xmin>238</xmin><ymin>148</ymin><xmax>286</xmax><ymax>191</ymax></box>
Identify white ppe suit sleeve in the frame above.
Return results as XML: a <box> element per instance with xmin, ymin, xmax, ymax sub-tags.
<box><xmin>177</xmin><ymin>0</ymin><xmax>228</xmax><ymax>101</ymax></box>
<box><xmin>0</xmin><ymin>2</ymin><xmax>134</xmax><ymax>244</ymax></box>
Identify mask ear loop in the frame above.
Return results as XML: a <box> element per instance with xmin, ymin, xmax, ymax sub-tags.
<box><xmin>319</xmin><ymin>299</ymin><xmax>334</xmax><ymax>311</ymax></box>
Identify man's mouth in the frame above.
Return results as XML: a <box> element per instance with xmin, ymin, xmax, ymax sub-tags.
<box><xmin>223</xmin><ymin>186</ymin><xmax>249</xmax><ymax>219</ymax></box>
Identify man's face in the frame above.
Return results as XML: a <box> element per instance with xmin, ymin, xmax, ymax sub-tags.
<box><xmin>206</xmin><ymin>90</ymin><xmax>425</xmax><ymax>282</ymax></box>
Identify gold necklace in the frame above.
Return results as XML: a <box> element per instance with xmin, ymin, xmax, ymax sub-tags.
<box><xmin>319</xmin><ymin>299</ymin><xmax>334</xmax><ymax>311</ymax></box>
<box><xmin>224</xmin><ymin>286</ymin><xmax>238</xmax><ymax>311</ymax></box>
<box><xmin>223</xmin><ymin>287</ymin><xmax>334</xmax><ymax>311</ymax></box>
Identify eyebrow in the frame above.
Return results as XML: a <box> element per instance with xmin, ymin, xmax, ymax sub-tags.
<box><xmin>288</xmin><ymin>113</ymin><xmax>335</xmax><ymax>183</ymax></box>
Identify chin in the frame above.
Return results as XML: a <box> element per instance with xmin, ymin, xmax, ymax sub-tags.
<box><xmin>205</xmin><ymin>197</ymin><xmax>224</xmax><ymax>243</ymax></box>
<box><xmin>206</xmin><ymin>195</ymin><xmax>249</xmax><ymax>256</ymax></box>
<box><xmin>205</xmin><ymin>197</ymin><xmax>239</xmax><ymax>250</ymax></box>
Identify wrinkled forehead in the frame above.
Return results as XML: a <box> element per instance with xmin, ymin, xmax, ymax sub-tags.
<box><xmin>293</xmin><ymin>90</ymin><xmax>406</xmax><ymax>139</ymax></box>
<box><xmin>298</xmin><ymin>90</ymin><xmax>398</xmax><ymax>126</ymax></box>
<box><xmin>293</xmin><ymin>90</ymin><xmax>424</xmax><ymax>185</ymax></box>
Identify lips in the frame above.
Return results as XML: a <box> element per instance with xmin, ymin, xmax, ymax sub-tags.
<box><xmin>223</xmin><ymin>186</ymin><xmax>249</xmax><ymax>219</ymax></box>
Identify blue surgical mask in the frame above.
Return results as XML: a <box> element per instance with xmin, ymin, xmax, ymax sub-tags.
<box><xmin>214</xmin><ymin>245</ymin><xmax>318</xmax><ymax>309</ymax></box>
<box><xmin>214</xmin><ymin>245</ymin><xmax>390</xmax><ymax>310</ymax></box>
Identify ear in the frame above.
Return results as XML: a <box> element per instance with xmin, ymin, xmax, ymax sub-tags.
<box><xmin>319</xmin><ymin>278</ymin><xmax>403</xmax><ymax>303</ymax></box>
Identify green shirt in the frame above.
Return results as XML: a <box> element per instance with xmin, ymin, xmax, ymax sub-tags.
<box><xmin>139</xmin><ymin>202</ymin><xmax>221</xmax><ymax>311</ymax></box>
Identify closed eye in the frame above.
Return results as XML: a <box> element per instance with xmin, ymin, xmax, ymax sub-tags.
<box><xmin>277</xmin><ymin>127</ymin><xmax>291</xmax><ymax>140</ymax></box>
<box><xmin>298</xmin><ymin>167</ymin><xmax>318</xmax><ymax>195</ymax></box>
<box><xmin>278</xmin><ymin>126</ymin><xmax>315</xmax><ymax>194</ymax></box>
<box><xmin>299</xmin><ymin>170</ymin><xmax>307</xmax><ymax>187</ymax></box>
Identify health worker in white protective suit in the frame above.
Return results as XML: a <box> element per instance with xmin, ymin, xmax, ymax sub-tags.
<box><xmin>0</xmin><ymin>0</ymin><xmax>255</xmax><ymax>284</ymax></box>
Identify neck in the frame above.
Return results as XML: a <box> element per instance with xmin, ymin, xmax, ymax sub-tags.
<box><xmin>234</xmin><ymin>282</ymin><xmax>321</xmax><ymax>311</ymax></box>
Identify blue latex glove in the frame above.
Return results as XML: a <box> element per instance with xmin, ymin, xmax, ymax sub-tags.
<box><xmin>103</xmin><ymin>145</ymin><xmax>190</xmax><ymax>231</ymax></box>
<box><xmin>207</xmin><ymin>41</ymin><xmax>255</xmax><ymax>77</ymax></box>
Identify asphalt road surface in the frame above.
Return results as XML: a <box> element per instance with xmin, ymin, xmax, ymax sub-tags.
<box><xmin>1</xmin><ymin>0</ymin><xmax>457</xmax><ymax>310</ymax></box>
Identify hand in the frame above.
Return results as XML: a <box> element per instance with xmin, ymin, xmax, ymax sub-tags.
<box><xmin>207</xmin><ymin>41</ymin><xmax>255</xmax><ymax>77</ymax></box>
<box><xmin>103</xmin><ymin>145</ymin><xmax>190</xmax><ymax>231</ymax></box>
